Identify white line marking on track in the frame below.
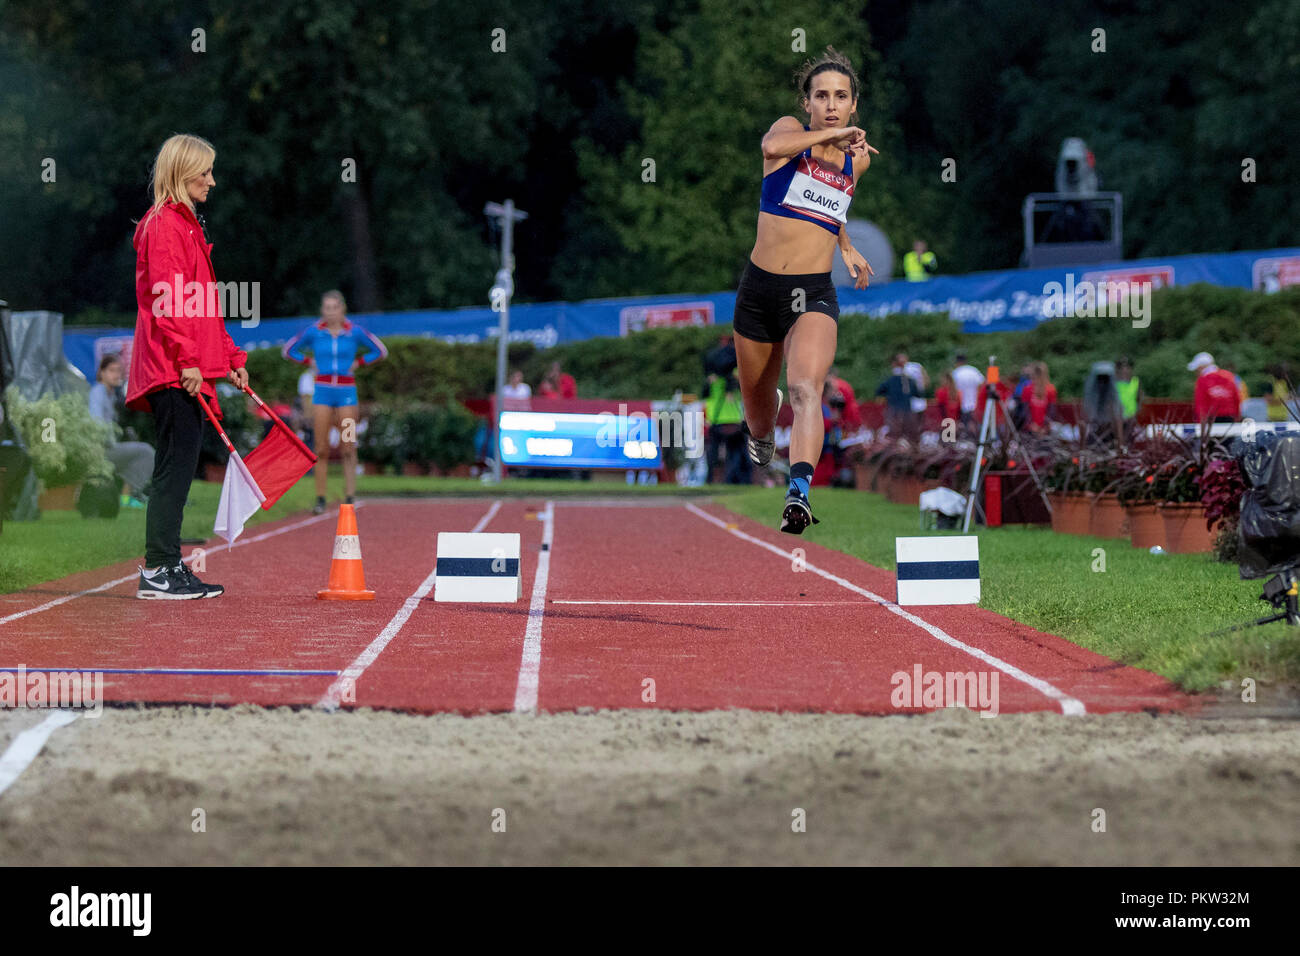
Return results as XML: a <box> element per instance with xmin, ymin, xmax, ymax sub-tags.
<box><xmin>684</xmin><ymin>502</ymin><xmax>1087</xmax><ymax>716</ymax></box>
<box><xmin>0</xmin><ymin>710</ymin><xmax>82</xmax><ymax>798</ymax></box>
<box><xmin>316</xmin><ymin>500</ymin><xmax>501</xmax><ymax>711</ymax></box>
<box><xmin>554</xmin><ymin>600</ymin><xmax>875</xmax><ymax>606</ymax></box>
<box><xmin>513</xmin><ymin>500</ymin><xmax>554</xmax><ymax>714</ymax></box>
<box><xmin>0</xmin><ymin>507</ymin><xmax>348</xmax><ymax>628</ymax></box>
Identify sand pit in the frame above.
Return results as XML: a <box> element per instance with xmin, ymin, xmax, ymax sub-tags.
<box><xmin>1</xmin><ymin>701</ymin><xmax>1297</xmax><ymax>865</ymax></box>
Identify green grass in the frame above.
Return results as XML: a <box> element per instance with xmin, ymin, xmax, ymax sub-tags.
<box><xmin>0</xmin><ymin>470</ymin><xmax>741</xmax><ymax>594</ymax></box>
<box><xmin>6</xmin><ymin>474</ymin><xmax>1297</xmax><ymax>693</ymax></box>
<box><xmin>721</xmin><ymin>487</ymin><xmax>1300</xmax><ymax>693</ymax></box>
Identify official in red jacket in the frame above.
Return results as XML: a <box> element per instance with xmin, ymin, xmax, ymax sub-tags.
<box><xmin>129</xmin><ymin>133</ymin><xmax>249</xmax><ymax>600</ymax></box>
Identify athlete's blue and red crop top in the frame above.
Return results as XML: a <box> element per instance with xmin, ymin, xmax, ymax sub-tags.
<box><xmin>759</xmin><ymin>125</ymin><xmax>855</xmax><ymax>235</ymax></box>
<box><xmin>282</xmin><ymin>319</ymin><xmax>388</xmax><ymax>376</ymax></box>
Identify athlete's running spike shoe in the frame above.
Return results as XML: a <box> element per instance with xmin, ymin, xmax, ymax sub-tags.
<box><xmin>747</xmin><ymin>388</ymin><xmax>784</xmax><ymax>466</ymax></box>
<box><xmin>780</xmin><ymin>491</ymin><xmax>819</xmax><ymax>535</ymax></box>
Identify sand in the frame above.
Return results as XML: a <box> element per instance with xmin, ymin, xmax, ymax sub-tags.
<box><xmin>1</xmin><ymin>698</ymin><xmax>1297</xmax><ymax>866</ymax></box>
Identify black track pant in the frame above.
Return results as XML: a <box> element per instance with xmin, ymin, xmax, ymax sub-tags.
<box><xmin>144</xmin><ymin>387</ymin><xmax>203</xmax><ymax>568</ymax></box>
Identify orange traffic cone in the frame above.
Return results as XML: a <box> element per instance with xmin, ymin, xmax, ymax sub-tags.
<box><xmin>317</xmin><ymin>504</ymin><xmax>375</xmax><ymax>600</ymax></box>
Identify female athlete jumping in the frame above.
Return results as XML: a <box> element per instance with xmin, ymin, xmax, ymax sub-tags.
<box><xmin>735</xmin><ymin>47</ymin><xmax>876</xmax><ymax>533</ymax></box>
<box><xmin>282</xmin><ymin>290</ymin><xmax>388</xmax><ymax>514</ymax></box>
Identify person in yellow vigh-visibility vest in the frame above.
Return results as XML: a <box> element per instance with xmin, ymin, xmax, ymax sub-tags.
<box><xmin>903</xmin><ymin>239</ymin><xmax>938</xmax><ymax>281</ymax></box>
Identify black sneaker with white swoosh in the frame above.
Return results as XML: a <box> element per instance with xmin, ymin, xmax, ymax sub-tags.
<box><xmin>136</xmin><ymin>564</ymin><xmax>207</xmax><ymax>600</ymax></box>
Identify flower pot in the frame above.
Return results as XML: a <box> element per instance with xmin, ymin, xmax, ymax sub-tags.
<box><xmin>1050</xmin><ymin>492</ymin><xmax>1091</xmax><ymax>535</ymax></box>
<box><xmin>1126</xmin><ymin>502</ymin><xmax>1164</xmax><ymax>549</ymax></box>
<box><xmin>203</xmin><ymin>463</ymin><xmax>226</xmax><ymax>483</ymax></box>
<box><xmin>361</xmin><ymin>461</ymin><xmax>383</xmax><ymax>476</ymax></box>
<box><xmin>888</xmin><ymin>475</ymin><xmax>921</xmax><ymax>505</ymax></box>
<box><xmin>401</xmin><ymin>462</ymin><xmax>429</xmax><ymax>476</ymax></box>
<box><xmin>1160</xmin><ymin>501</ymin><xmax>1214</xmax><ymax>553</ymax></box>
<box><xmin>854</xmin><ymin>463</ymin><xmax>876</xmax><ymax>491</ymax></box>
<box><xmin>1087</xmin><ymin>493</ymin><xmax>1128</xmax><ymax>538</ymax></box>
<box><xmin>38</xmin><ymin>483</ymin><xmax>79</xmax><ymax>511</ymax></box>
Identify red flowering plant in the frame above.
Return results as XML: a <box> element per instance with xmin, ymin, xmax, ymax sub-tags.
<box><xmin>1141</xmin><ymin>421</ymin><xmax>1232</xmax><ymax>504</ymax></box>
<box><xmin>1196</xmin><ymin>457</ymin><xmax>1244</xmax><ymax>532</ymax></box>
<box><xmin>1039</xmin><ymin>434</ymin><xmax>1085</xmax><ymax>493</ymax></box>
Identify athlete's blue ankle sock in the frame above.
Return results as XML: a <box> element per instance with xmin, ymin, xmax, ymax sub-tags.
<box><xmin>788</xmin><ymin>461</ymin><xmax>814</xmax><ymax>500</ymax></box>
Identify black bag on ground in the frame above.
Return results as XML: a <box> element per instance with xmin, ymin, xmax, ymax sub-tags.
<box><xmin>1234</xmin><ymin>432</ymin><xmax>1300</xmax><ymax>578</ymax></box>
<box><xmin>76</xmin><ymin>474</ymin><xmax>124</xmax><ymax>519</ymax></box>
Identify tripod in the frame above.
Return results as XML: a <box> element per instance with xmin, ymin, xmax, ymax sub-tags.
<box><xmin>962</xmin><ymin>359</ymin><xmax>1053</xmax><ymax>533</ymax></box>
<box><xmin>1206</xmin><ymin>570</ymin><xmax>1300</xmax><ymax>635</ymax></box>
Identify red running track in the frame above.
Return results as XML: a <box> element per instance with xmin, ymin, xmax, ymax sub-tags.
<box><xmin>0</xmin><ymin>498</ymin><xmax>1198</xmax><ymax>716</ymax></box>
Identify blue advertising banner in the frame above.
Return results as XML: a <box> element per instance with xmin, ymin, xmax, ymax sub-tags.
<box><xmin>61</xmin><ymin>246</ymin><xmax>1300</xmax><ymax>380</ymax></box>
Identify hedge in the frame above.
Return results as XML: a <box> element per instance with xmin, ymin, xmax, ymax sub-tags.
<box><xmin>238</xmin><ymin>285</ymin><xmax>1300</xmax><ymax>406</ymax></box>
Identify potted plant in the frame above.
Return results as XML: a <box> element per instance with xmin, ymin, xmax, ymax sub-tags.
<box><xmin>1112</xmin><ymin>448</ymin><xmax>1165</xmax><ymax>549</ymax></box>
<box><xmin>1196</xmin><ymin>456</ymin><xmax>1245</xmax><ymax>562</ymax></box>
<box><xmin>1081</xmin><ymin>451</ymin><xmax>1128</xmax><ymax>538</ymax></box>
<box><xmin>4</xmin><ymin>386</ymin><xmax>115</xmax><ymax>510</ymax></box>
<box><xmin>1044</xmin><ymin>446</ymin><xmax>1090</xmax><ymax>535</ymax></box>
<box><xmin>1149</xmin><ymin>426</ymin><xmax>1225</xmax><ymax>553</ymax></box>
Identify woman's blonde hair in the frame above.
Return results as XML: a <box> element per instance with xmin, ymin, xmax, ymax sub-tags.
<box><xmin>144</xmin><ymin>133</ymin><xmax>215</xmax><ymax>226</ymax></box>
<box><xmin>321</xmin><ymin>289</ymin><xmax>347</xmax><ymax>311</ymax></box>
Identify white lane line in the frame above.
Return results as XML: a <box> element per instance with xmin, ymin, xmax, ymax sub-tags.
<box><xmin>684</xmin><ymin>502</ymin><xmax>1087</xmax><ymax>716</ymax></box>
<box><xmin>0</xmin><ymin>710</ymin><xmax>82</xmax><ymax>798</ymax></box>
<box><xmin>554</xmin><ymin>600</ymin><xmax>875</xmax><ymax>607</ymax></box>
<box><xmin>512</xmin><ymin>500</ymin><xmax>555</xmax><ymax>714</ymax></box>
<box><xmin>316</xmin><ymin>501</ymin><xmax>501</xmax><ymax>711</ymax></box>
<box><xmin>0</xmin><ymin>507</ymin><xmax>348</xmax><ymax>628</ymax></box>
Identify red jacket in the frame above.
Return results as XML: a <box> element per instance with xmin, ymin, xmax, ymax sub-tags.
<box><xmin>1194</xmin><ymin>368</ymin><xmax>1239</xmax><ymax>422</ymax></box>
<box><xmin>126</xmin><ymin>199</ymin><xmax>247</xmax><ymax>412</ymax></box>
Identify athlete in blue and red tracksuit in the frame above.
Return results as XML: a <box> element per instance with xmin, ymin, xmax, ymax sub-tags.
<box><xmin>282</xmin><ymin>291</ymin><xmax>387</xmax><ymax>513</ymax></box>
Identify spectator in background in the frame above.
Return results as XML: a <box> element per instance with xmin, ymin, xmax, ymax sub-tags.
<box><xmin>1082</xmin><ymin>361</ymin><xmax>1125</xmax><ymax>447</ymax></box>
<box><xmin>1266</xmin><ymin>363</ymin><xmax>1298</xmax><ymax>422</ymax></box>
<box><xmin>950</xmin><ymin>352</ymin><xmax>985</xmax><ymax>433</ymax></box>
<box><xmin>875</xmin><ymin>353</ymin><xmax>922</xmax><ymax>439</ymax></box>
<box><xmin>538</xmin><ymin>360</ymin><xmax>577</xmax><ymax>399</ymax></box>
<box><xmin>1115</xmin><ymin>356</ymin><xmax>1142</xmax><ymax>424</ymax></box>
<box><xmin>1010</xmin><ymin>364</ymin><xmax>1033</xmax><ymax>430</ymax></box>
<box><xmin>1220</xmin><ymin>359</ymin><xmax>1248</xmax><ymax>404</ymax></box>
<box><xmin>502</xmin><ymin>369</ymin><xmax>532</xmax><ymax>401</ymax></box>
<box><xmin>701</xmin><ymin>336</ymin><xmax>749</xmax><ymax>484</ymax></box>
<box><xmin>88</xmin><ymin>354</ymin><xmax>154</xmax><ymax>509</ymax></box>
<box><xmin>1022</xmin><ymin>361</ymin><xmax>1058</xmax><ymax>434</ymax></box>
<box><xmin>933</xmin><ymin>370</ymin><xmax>962</xmax><ymax>427</ymax></box>
<box><xmin>903</xmin><ymin>239</ymin><xmax>938</xmax><ymax>282</ymax></box>
<box><xmin>902</xmin><ymin>355</ymin><xmax>929</xmax><ymax>420</ymax></box>
<box><xmin>704</xmin><ymin>369</ymin><xmax>749</xmax><ymax>484</ymax></box>
<box><xmin>828</xmin><ymin>365</ymin><xmax>861</xmax><ymax>432</ymax></box>
<box><xmin>813</xmin><ymin>377</ymin><xmax>844</xmax><ymax>486</ymax></box>
<box><xmin>1189</xmin><ymin>351</ymin><xmax>1239</xmax><ymax>424</ymax></box>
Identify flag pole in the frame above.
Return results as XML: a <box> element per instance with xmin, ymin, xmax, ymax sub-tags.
<box><xmin>239</xmin><ymin>383</ymin><xmax>318</xmax><ymax>463</ymax></box>
<box><xmin>194</xmin><ymin>391</ymin><xmax>236</xmax><ymax>455</ymax></box>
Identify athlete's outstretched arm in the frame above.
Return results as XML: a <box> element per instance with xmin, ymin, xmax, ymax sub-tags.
<box><xmin>761</xmin><ymin>116</ymin><xmax>872</xmax><ymax>161</ymax></box>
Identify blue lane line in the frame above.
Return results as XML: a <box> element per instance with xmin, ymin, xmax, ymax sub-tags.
<box><xmin>0</xmin><ymin>668</ymin><xmax>339</xmax><ymax>677</ymax></box>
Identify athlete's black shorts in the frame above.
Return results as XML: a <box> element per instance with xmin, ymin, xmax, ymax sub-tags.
<box><xmin>732</xmin><ymin>259</ymin><xmax>839</xmax><ymax>344</ymax></box>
